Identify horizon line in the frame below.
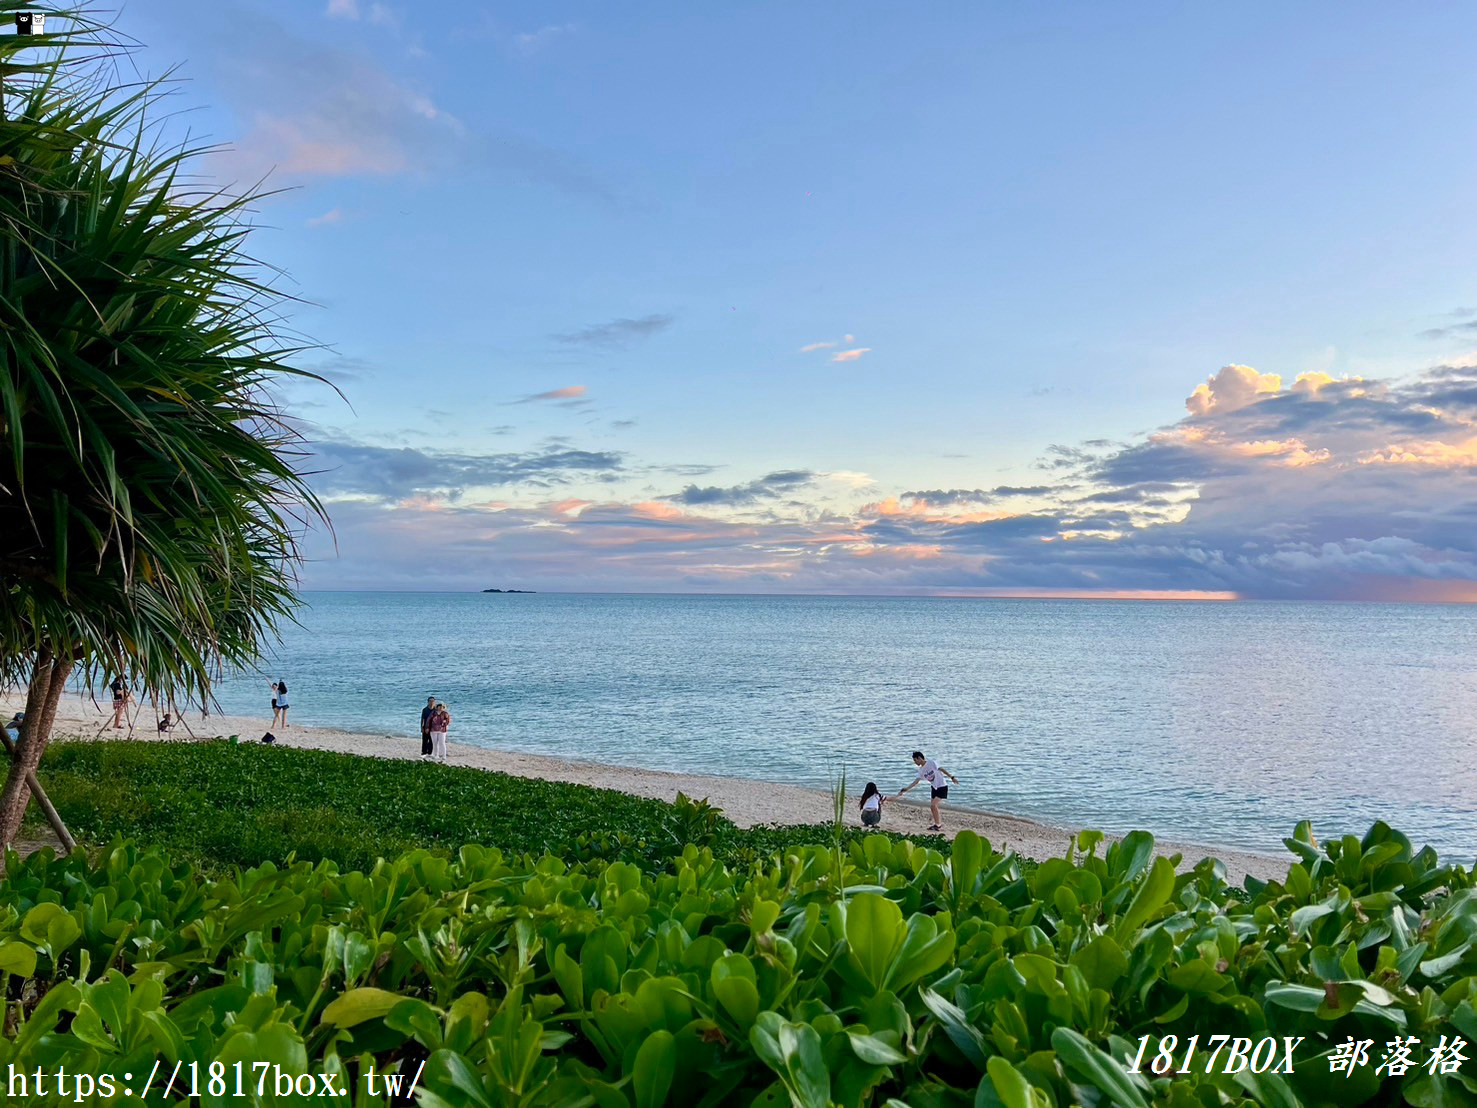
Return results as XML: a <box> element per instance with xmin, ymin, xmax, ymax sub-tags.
<box><xmin>292</xmin><ymin>586</ymin><xmax>1477</xmax><ymax>604</ymax></box>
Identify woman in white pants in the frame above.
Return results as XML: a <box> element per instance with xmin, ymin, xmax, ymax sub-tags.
<box><xmin>430</xmin><ymin>701</ymin><xmax>450</xmax><ymax>763</ymax></box>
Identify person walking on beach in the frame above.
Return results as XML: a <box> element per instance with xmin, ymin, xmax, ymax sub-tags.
<box><xmin>859</xmin><ymin>782</ymin><xmax>887</xmax><ymax>829</ymax></box>
<box><xmin>270</xmin><ymin>680</ymin><xmax>290</xmax><ymax>730</ymax></box>
<box><xmin>419</xmin><ymin>695</ymin><xmax>436</xmax><ymax>759</ymax></box>
<box><xmin>110</xmin><ymin>675</ymin><xmax>130</xmax><ymax>729</ymax></box>
<box><xmin>429</xmin><ymin>701</ymin><xmax>450</xmax><ymax>763</ymax></box>
<box><xmin>894</xmin><ymin>750</ymin><xmax>960</xmax><ymax>833</ymax></box>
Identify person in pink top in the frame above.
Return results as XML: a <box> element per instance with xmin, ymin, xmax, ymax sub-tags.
<box><xmin>429</xmin><ymin>701</ymin><xmax>451</xmax><ymax>763</ymax></box>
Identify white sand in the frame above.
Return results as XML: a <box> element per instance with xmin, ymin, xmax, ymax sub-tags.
<box><xmin>4</xmin><ymin>692</ymin><xmax>1289</xmax><ymax>883</ymax></box>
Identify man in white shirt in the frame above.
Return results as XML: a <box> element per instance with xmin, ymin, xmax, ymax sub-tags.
<box><xmin>894</xmin><ymin>749</ymin><xmax>960</xmax><ymax>833</ymax></box>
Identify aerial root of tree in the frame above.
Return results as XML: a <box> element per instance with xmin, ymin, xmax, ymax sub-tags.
<box><xmin>0</xmin><ymin>652</ymin><xmax>78</xmax><ymax>852</ymax></box>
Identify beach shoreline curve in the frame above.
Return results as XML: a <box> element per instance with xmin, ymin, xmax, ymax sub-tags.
<box><xmin>3</xmin><ymin>692</ymin><xmax>1290</xmax><ymax>884</ymax></box>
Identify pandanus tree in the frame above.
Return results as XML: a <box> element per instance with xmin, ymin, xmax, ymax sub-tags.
<box><xmin>0</xmin><ymin>3</ymin><xmax>328</xmax><ymax>846</ymax></box>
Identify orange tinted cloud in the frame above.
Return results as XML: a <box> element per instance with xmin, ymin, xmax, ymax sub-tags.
<box><xmin>630</xmin><ymin>501</ymin><xmax>688</xmax><ymax>521</ymax></box>
<box><xmin>1359</xmin><ymin>438</ymin><xmax>1477</xmax><ymax>468</ymax></box>
<box><xmin>1231</xmin><ymin>439</ymin><xmax>1332</xmax><ymax>467</ymax></box>
<box><xmin>863</xmin><ymin>497</ymin><xmax>1013</xmax><ymax>524</ymax></box>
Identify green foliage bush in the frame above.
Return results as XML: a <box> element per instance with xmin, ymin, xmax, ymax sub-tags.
<box><xmin>2</xmin><ymin>818</ymin><xmax>1474</xmax><ymax>1106</ymax></box>
<box><xmin>35</xmin><ymin>740</ymin><xmax>925</xmax><ymax>875</ymax></box>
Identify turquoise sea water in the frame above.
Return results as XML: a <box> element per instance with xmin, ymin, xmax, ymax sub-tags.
<box><xmin>200</xmin><ymin>593</ymin><xmax>1476</xmax><ymax>861</ymax></box>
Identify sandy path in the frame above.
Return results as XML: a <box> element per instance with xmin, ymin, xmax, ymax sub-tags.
<box><xmin>3</xmin><ymin>692</ymin><xmax>1290</xmax><ymax>883</ymax></box>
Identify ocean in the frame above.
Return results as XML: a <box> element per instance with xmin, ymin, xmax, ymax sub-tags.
<box><xmin>201</xmin><ymin>592</ymin><xmax>1476</xmax><ymax>862</ymax></box>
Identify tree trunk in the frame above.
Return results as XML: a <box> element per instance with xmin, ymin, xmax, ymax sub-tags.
<box><xmin>0</xmin><ymin>729</ymin><xmax>75</xmax><ymax>853</ymax></box>
<box><xmin>0</xmin><ymin>650</ymin><xmax>76</xmax><ymax>848</ymax></box>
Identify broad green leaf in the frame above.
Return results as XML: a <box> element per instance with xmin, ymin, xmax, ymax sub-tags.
<box><xmin>986</xmin><ymin>1055</ymin><xmax>1041</xmax><ymax>1108</ymax></box>
<box><xmin>952</xmin><ymin>829</ymin><xmax>986</xmax><ymax>901</ymax></box>
<box><xmin>846</xmin><ymin>892</ymin><xmax>905</xmax><ymax>992</ymax></box>
<box><xmin>320</xmin><ymin>987</ymin><xmax>406</xmax><ymax>1028</ymax></box>
<box><xmin>632</xmin><ymin>1029</ymin><xmax>676</xmax><ymax>1108</ymax></box>
<box><xmin>847</xmin><ymin>1029</ymin><xmax>907</xmax><ymax>1065</ymax></box>
<box><xmin>0</xmin><ymin>941</ymin><xmax>38</xmax><ymax>979</ymax></box>
<box><xmin>1070</xmin><ymin>935</ymin><xmax>1128</xmax><ymax>991</ymax></box>
<box><xmin>1113</xmin><ymin>857</ymin><xmax>1176</xmax><ymax>941</ymax></box>
<box><xmin>1050</xmin><ymin>1027</ymin><xmax>1149</xmax><ymax>1108</ymax></box>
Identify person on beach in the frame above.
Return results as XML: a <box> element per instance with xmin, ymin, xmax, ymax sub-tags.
<box><xmin>110</xmin><ymin>675</ymin><xmax>130</xmax><ymax>729</ymax></box>
<box><xmin>420</xmin><ymin>695</ymin><xmax>436</xmax><ymax>760</ymax></box>
<box><xmin>429</xmin><ymin>701</ymin><xmax>450</xmax><ymax>763</ymax></box>
<box><xmin>859</xmin><ymin>782</ymin><xmax>887</xmax><ymax>829</ymax></box>
<box><xmin>270</xmin><ymin>680</ymin><xmax>290</xmax><ymax>729</ymax></box>
<box><xmin>893</xmin><ymin>750</ymin><xmax>960</xmax><ymax>833</ymax></box>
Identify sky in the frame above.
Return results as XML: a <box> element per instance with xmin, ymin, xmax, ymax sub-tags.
<box><xmin>110</xmin><ymin>1</ymin><xmax>1477</xmax><ymax>598</ymax></box>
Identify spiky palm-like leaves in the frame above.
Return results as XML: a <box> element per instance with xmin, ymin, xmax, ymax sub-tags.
<box><xmin>0</xmin><ymin>4</ymin><xmax>328</xmax><ymax>843</ymax></box>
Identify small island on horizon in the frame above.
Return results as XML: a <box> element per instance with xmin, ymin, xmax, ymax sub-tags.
<box><xmin>482</xmin><ymin>588</ymin><xmax>536</xmax><ymax>593</ymax></box>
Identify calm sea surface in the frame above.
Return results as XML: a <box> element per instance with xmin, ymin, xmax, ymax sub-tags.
<box><xmin>200</xmin><ymin>593</ymin><xmax>1476</xmax><ymax>861</ymax></box>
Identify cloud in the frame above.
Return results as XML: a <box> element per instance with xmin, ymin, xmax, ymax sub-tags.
<box><xmin>516</xmin><ymin>386</ymin><xmax>588</xmax><ymax>404</ymax></box>
<box><xmin>309</xmin><ymin>441</ymin><xmax>624</xmax><ymax>500</ymax></box>
<box><xmin>514</xmin><ymin>23</ymin><xmax>578</xmax><ymax>52</ymax></box>
<box><xmin>1359</xmin><ymin>438</ymin><xmax>1477</xmax><ymax>468</ymax></box>
<box><xmin>900</xmin><ymin>486</ymin><xmax>1054</xmax><ymax>503</ymax></box>
<box><xmin>306</xmin><ymin>355</ymin><xmax>375</xmax><ymax>385</ymax></box>
<box><xmin>819</xmin><ymin>471</ymin><xmax>876</xmax><ymax>491</ymax></box>
<box><xmin>555</xmin><ymin>314</ymin><xmax>673</xmax><ymax>349</ymax></box>
<box><xmin>1185</xmin><ymin>364</ymin><xmax>1282</xmax><ymax>416</ymax></box>
<box><xmin>187</xmin><ymin>7</ymin><xmax>610</xmax><ymax>199</ymax></box>
<box><xmin>306</xmin><ymin>208</ymin><xmax>344</xmax><ymax>227</ymax></box>
<box><xmin>1419</xmin><ymin>309</ymin><xmax>1477</xmax><ymax>340</ymax></box>
<box><xmin>297</xmin><ymin>362</ymin><xmax>1477</xmax><ymax>601</ymax></box>
<box><xmin>801</xmin><ymin>334</ymin><xmax>869</xmax><ymax>361</ymax></box>
<box><xmin>661</xmin><ymin>470</ymin><xmax>816</xmax><ymax>507</ymax></box>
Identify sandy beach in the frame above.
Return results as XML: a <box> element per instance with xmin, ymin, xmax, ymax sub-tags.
<box><xmin>3</xmin><ymin>692</ymin><xmax>1289</xmax><ymax>883</ymax></box>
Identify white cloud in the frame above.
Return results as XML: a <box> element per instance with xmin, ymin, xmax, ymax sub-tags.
<box><xmin>1186</xmin><ymin>364</ymin><xmax>1282</xmax><ymax>416</ymax></box>
<box><xmin>514</xmin><ymin>23</ymin><xmax>578</xmax><ymax>52</ymax></box>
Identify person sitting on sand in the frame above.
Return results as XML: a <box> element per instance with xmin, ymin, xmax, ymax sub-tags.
<box><xmin>157</xmin><ymin>712</ymin><xmax>174</xmax><ymax>734</ymax></box>
<box><xmin>429</xmin><ymin>701</ymin><xmax>450</xmax><ymax>763</ymax></box>
<box><xmin>859</xmin><ymin>782</ymin><xmax>887</xmax><ymax>829</ymax></box>
<box><xmin>894</xmin><ymin>749</ymin><xmax>960</xmax><ymax>833</ymax></box>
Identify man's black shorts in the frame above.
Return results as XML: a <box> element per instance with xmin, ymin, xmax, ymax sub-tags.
<box><xmin>932</xmin><ymin>786</ymin><xmax>949</xmax><ymax>800</ymax></box>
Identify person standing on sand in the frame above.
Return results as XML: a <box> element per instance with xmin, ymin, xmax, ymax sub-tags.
<box><xmin>419</xmin><ymin>695</ymin><xmax>436</xmax><ymax>760</ymax></box>
<box><xmin>893</xmin><ymin>750</ymin><xmax>960</xmax><ymax>833</ymax></box>
<box><xmin>429</xmin><ymin>701</ymin><xmax>450</xmax><ymax>763</ymax></box>
<box><xmin>270</xmin><ymin>680</ymin><xmax>290</xmax><ymax>730</ymax></box>
<box><xmin>110</xmin><ymin>675</ymin><xmax>130</xmax><ymax>729</ymax></box>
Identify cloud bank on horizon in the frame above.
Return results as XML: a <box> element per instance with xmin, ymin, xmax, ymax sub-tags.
<box><xmin>300</xmin><ymin>360</ymin><xmax>1477</xmax><ymax>601</ymax></box>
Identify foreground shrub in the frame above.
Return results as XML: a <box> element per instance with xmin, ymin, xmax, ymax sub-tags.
<box><xmin>2</xmin><ymin>822</ymin><xmax>1474</xmax><ymax>1106</ymax></box>
<box><xmin>35</xmin><ymin>739</ymin><xmax>929</xmax><ymax>873</ymax></box>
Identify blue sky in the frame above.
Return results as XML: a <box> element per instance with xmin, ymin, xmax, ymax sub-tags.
<box><xmin>118</xmin><ymin>1</ymin><xmax>1477</xmax><ymax>596</ymax></box>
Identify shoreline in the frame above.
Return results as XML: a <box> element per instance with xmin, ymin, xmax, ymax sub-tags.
<box><xmin>4</xmin><ymin>692</ymin><xmax>1290</xmax><ymax>883</ymax></box>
